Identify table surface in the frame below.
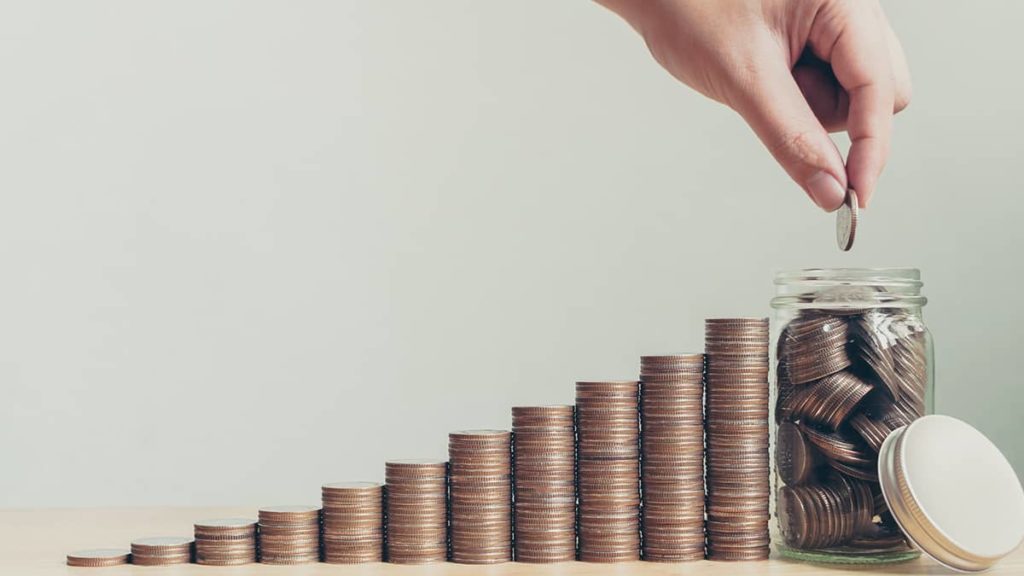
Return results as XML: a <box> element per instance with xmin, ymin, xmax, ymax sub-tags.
<box><xmin>2</xmin><ymin>508</ymin><xmax>1021</xmax><ymax>575</ymax></box>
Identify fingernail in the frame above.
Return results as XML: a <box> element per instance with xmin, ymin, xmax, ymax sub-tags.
<box><xmin>805</xmin><ymin>171</ymin><xmax>846</xmax><ymax>212</ymax></box>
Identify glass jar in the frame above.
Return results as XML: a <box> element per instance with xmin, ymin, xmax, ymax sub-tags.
<box><xmin>770</xmin><ymin>268</ymin><xmax>934</xmax><ymax>564</ymax></box>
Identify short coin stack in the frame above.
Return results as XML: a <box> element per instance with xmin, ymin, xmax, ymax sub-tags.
<box><xmin>66</xmin><ymin>549</ymin><xmax>130</xmax><ymax>567</ymax></box>
<box><xmin>384</xmin><ymin>460</ymin><xmax>449</xmax><ymax>563</ymax></box>
<box><xmin>576</xmin><ymin>381</ymin><xmax>640</xmax><ymax>562</ymax></box>
<box><xmin>321</xmin><ymin>482</ymin><xmax>384</xmax><ymax>563</ymax></box>
<box><xmin>639</xmin><ymin>355</ymin><xmax>706</xmax><ymax>561</ymax></box>
<box><xmin>704</xmin><ymin>318</ymin><xmax>771</xmax><ymax>560</ymax></box>
<box><xmin>193</xmin><ymin>518</ymin><xmax>257</xmax><ymax>565</ymax></box>
<box><xmin>511</xmin><ymin>405</ymin><xmax>577</xmax><ymax>562</ymax></box>
<box><xmin>129</xmin><ymin>536</ymin><xmax>193</xmax><ymax>566</ymax></box>
<box><xmin>257</xmin><ymin>505</ymin><xmax>321</xmax><ymax>564</ymax></box>
<box><xmin>448</xmin><ymin>430</ymin><xmax>513</xmax><ymax>564</ymax></box>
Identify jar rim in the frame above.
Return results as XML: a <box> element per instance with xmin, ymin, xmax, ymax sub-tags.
<box><xmin>772</xmin><ymin>268</ymin><xmax>925</xmax><ymax>310</ymax></box>
<box><xmin>774</xmin><ymin>267</ymin><xmax>922</xmax><ymax>287</ymax></box>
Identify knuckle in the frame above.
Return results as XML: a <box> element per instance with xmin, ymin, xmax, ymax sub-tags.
<box><xmin>894</xmin><ymin>79</ymin><xmax>913</xmax><ymax>113</ymax></box>
<box><xmin>768</xmin><ymin>130</ymin><xmax>827</xmax><ymax>171</ymax></box>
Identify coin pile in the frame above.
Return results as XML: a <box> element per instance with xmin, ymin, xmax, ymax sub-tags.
<box><xmin>775</xmin><ymin>307</ymin><xmax>926</xmax><ymax>552</ymax></box>
<box><xmin>321</xmin><ymin>482</ymin><xmax>384</xmax><ymax>563</ymax></box>
<box><xmin>448</xmin><ymin>430</ymin><xmax>512</xmax><ymax>564</ymax></box>
<box><xmin>785</xmin><ymin>370</ymin><xmax>873</xmax><ymax>430</ymax></box>
<box><xmin>511</xmin><ymin>405</ymin><xmax>576</xmax><ymax>563</ymax></box>
<box><xmin>66</xmin><ymin>549</ymin><xmax>130</xmax><ymax>567</ymax></box>
<box><xmin>193</xmin><ymin>518</ymin><xmax>257</xmax><ymax>565</ymax></box>
<box><xmin>257</xmin><ymin>505</ymin><xmax>321</xmax><ymax>564</ymax></box>
<box><xmin>130</xmin><ymin>536</ymin><xmax>193</xmax><ymax>566</ymax></box>
<box><xmin>777</xmin><ymin>475</ymin><xmax>875</xmax><ymax>549</ymax></box>
<box><xmin>384</xmin><ymin>459</ymin><xmax>449</xmax><ymax>564</ymax></box>
<box><xmin>704</xmin><ymin>318</ymin><xmax>771</xmax><ymax>561</ymax></box>
<box><xmin>639</xmin><ymin>355</ymin><xmax>706</xmax><ymax>561</ymax></box>
<box><xmin>575</xmin><ymin>381</ymin><xmax>640</xmax><ymax>562</ymax></box>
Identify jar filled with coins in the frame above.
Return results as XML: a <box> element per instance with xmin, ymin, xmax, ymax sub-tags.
<box><xmin>770</xmin><ymin>268</ymin><xmax>933</xmax><ymax>563</ymax></box>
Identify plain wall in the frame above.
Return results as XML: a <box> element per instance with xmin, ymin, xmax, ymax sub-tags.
<box><xmin>1</xmin><ymin>1</ymin><xmax>1021</xmax><ymax>508</ymax></box>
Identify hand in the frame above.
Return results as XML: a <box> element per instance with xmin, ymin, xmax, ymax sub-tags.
<box><xmin>596</xmin><ymin>0</ymin><xmax>911</xmax><ymax>211</ymax></box>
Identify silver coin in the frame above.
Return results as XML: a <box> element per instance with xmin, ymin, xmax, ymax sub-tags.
<box><xmin>836</xmin><ymin>187</ymin><xmax>858</xmax><ymax>251</ymax></box>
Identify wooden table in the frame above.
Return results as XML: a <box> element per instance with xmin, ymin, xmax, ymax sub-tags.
<box><xmin>2</xmin><ymin>508</ymin><xmax>1020</xmax><ymax>574</ymax></box>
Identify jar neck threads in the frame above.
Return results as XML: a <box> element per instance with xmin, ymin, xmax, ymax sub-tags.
<box><xmin>772</xmin><ymin>268</ymin><xmax>926</xmax><ymax>310</ymax></box>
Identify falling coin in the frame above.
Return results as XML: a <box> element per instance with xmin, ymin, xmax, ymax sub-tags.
<box><xmin>836</xmin><ymin>188</ymin><xmax>858</xmax><ymax>251</ymax></box>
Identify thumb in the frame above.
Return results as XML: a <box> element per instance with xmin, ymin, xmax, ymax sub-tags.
<box><xmin>728</xmin><ymin>56</ymin><xmax>848</xmax><ymax>212</ymax></box>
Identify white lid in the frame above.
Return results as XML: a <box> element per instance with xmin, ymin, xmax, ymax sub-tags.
<box><xmin>879</xmin><ymin>415</ymin><xmax>1024</xmax><ymax>572</ymax></box>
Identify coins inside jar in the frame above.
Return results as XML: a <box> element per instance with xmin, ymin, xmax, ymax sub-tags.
<box><xmin>775</xmin><ymin>306</ymin><xmax>926</xmax><ymax>554</ymax></box>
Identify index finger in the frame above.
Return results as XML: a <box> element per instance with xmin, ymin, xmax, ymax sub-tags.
<box><xmin>811</xmin><ymin>2</ymin><xmax>895</xmax><ymax>208</ymax></box>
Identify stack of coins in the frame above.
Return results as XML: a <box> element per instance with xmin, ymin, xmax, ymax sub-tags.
<box><xmin>321</xmin><ymin>482</ymin><xmax>384</xmax><ymax>563</ymax></box>
<box><xmin>575</xmin><ymin>381</ymin><xmax>640</xmax><ymax>562</ymax></box>
<box><xmin>639</xmin><ymin>355</ymin><xmax>706</xmax><ymax>561</ymax></box>
<box><xmin>511</xmin><ymin>405</ymin><xmax>576</xmax><ymax>563</ymax></box>
<box><xmin>385</xmin><ymin>460</ymin><xmax>449</xmax><ymax>563</ymax></box>
<box><xmin>448</xmin><ymin>430</ymin><xmax>513</xmax><ymax>564</ymax></box>
<box><xmin>777</xmin><ymin>475</ymin><xmax>875</xmax><ymax>549</ymax></box>
<box><xmin>193</xmin><ymin>518</ymin><xmax>257</xmax><ymax>565</ymax></box>
<box><xmin>129</xmin><ymin>537</ymin><xmax>193</xmax><ymax>565</ymax></box>
<box><xmin>704</xmin><ymin>318</ymin><xmax>771</xmax><ymax>561</ymax></box>
<box><xmin>257</xmin><ymin>505</ymin><xmax>321</xmax><ymax>564</ymax></box>
<box><xmin>775</xmin><ymin>307</ymin><xmax>924</xmax><ymax>553</ymax></box>
<box><xmin>66</xmin><ymin>549</ymin><xmax>130</xmax><ymax>567</ymax></box>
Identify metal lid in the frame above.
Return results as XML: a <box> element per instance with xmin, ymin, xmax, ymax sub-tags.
<box><xmin>879</xmin><ymin>415</ymin><xmax>1024</xmax><ymax>572</ymax></box>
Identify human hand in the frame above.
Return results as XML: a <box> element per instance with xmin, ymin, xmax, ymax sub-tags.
<box><xmin>596</xmin><ymin>0</ymin><xmax>911</xmax><ymax>211</ymax></box>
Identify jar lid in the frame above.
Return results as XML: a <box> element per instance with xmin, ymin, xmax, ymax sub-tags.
<box><xmin>879</xmin><ymin>415</ymin><xmax>1024</xmax><ymax>572</ymax></box>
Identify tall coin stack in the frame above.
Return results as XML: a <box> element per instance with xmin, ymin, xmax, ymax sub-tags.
<box><xmin>193</xmin><ymin>518</ymin><xmax>257</xmax><ymax>565</ymax></box>
<box><xmin>321</xmin><ymin>482</ymin><xmax>384</xmax><ymax>563</ymax></box>
<box><xmin>257</xmin><ymin>505</ymin><xmax>321</xmax><ymax>564</ymax></box>
<box><xmin>384</xmin><ymin>460</ymin><xmax>449</xmax><ymax>564</ymax></box>
<box><xmin>575</xmin><ymin>381</ymin><xmax>641</xmax><ymax>562</ymax></box>
<box><xmin>448</xmin><ymin>430</ymin><xmax>513</xmax><ymax>564</ymax></box>
<box><xmin>639</xmin><ymin>355</ymin><xmax>706</xmax><ymax>561</ymax></box>
<box><xmin>511</xmin><ymin>405</ymin><xmax>577</xmax><ymax>563</ymax></box>
<box><xmin>704</xmin><ymin>318</ymin><xmax>771</xmax><ymax>561</ymax></box>
<box><xmin>129</xmin><ymin>537</ymin><xmax>193</xmax><ymax>566</ymax></box>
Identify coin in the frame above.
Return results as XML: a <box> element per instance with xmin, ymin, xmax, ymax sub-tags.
<box><xmin>836</xmin><ymin>187</ymin><xmax>858</xmax><ymax>251</ymax></box>
<box><xmin>66</xmin><ymin>549</ymin><xmax>130</xmax><ymax>567</ymax></box>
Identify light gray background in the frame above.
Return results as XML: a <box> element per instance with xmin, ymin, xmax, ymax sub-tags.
<box><xmin>1</xmin><ymin>1</ymin><xmax>1021</xmax><ymax>508</ymax></box>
